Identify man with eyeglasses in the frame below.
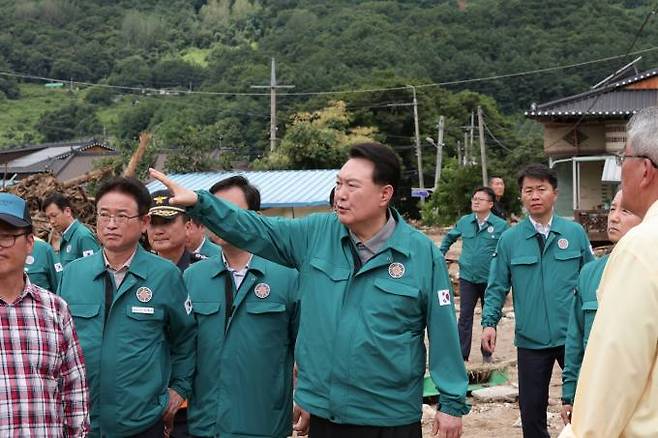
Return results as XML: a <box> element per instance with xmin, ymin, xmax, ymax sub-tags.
<box><xmin>560</xmin><ymin>107</ymin><xmax>658</xmax><ymax>438</ymax></box>
<box><xmin>440</xmin><ymin>186</ymin><xmax>508</xmax><ymax>363</ymax></box>
<box><xmin>42</xmin><ymin>192</ymin><xmax>99</xmax><ymax>268</ymax></box>
<box><xmin>0</xmin><ymin>192</ymin><xmax>89</xmax><ymax>436</ymax></box>
<box><xmin>58</xmin><ymin>177</ymin><xmax>196</xmax><ymax>437</ymax></box>
<box><xmin>481</xmin><ymin>164</ymin><xmax>594</xmax><ymax>438</ymax></box>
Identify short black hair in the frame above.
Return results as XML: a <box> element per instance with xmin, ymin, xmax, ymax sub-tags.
<box><xmin>95</xmin><ymin>176</ymin><xmax>152</xmax><ymax>216</ymax></box>
<box><xmin>329</xmin><ymin>186</ymin><xmax>335</xmax><ymax>206</ymax></box>
<box><xmin>517</xmin><ymin>164</ymin><xmax>558</xmax><ymax>190</ymax></box>
<box><xmin>209</xmin><ymin>176</ymin><xmax>261</xmax><ymax>211</ymax></box>
<box><xmin>42</xmin><ymin>192</ymin><xmax>71</xmax><ymax>212</ymax></box>
<box><xmin>472</xmin><ymin>186</ymin><xmax>496</xmax><ymax>202</ymax></box>
<box><xmin>348</xmin><ymin>143</ymin><xmax>401</xmax><ymax>195</ymax></box>
<box><xmin>488</xmin><ymin>176</ymin><xmax>504</xmax><ymax>184</ymax></box>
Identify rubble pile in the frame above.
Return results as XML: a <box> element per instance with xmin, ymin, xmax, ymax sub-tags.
<box><xmin>7</xmin><ymin>173</ymin><xmax>98</xmax><ymax>240</ymax></box>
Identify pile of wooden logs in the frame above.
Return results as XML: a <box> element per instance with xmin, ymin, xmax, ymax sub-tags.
<box><xmin>8</xmin><ymin>170</ymin><xmax>111</xmax><ymax>239</ymax></box>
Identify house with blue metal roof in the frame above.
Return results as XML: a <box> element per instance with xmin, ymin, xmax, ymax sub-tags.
<box><xmin>146</xmin><ymin>169</ymin><xmax>338</xmax><ymax>217</ymax></box>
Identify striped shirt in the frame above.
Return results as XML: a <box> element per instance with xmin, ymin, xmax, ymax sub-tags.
<box><xmin>0</xmin><ymin>279</ymin><xmax>89</xmax><ymax>437</ymax></box>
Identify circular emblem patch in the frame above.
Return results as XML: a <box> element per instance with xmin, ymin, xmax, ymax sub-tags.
<box><xmin>254</xmin><ymin>283</ymin><xmax>270</xmax><ymax>299</ymax></box>
<box><xmin>26</xmin><ymin>255</ymin><xmax>35</xmax><ymax>265</ymax></box>
<box><xmin>136</xmin><ymin>287</ymin><xmax>153</xmax><ymax>303</ymax></box>
<box><xmin>487</xmin><ymin>226</ymin><xmax>494</xmax><ymax>233</ymax></box>
<box><xmin>388</xmin><ymin>262</ymin><xmax>405</xmax><ymax>279</ymax></box>
<box><xmin>66</xmin><ymin>245</ymin><xmax>72</xmax><ymax>253</ymax></box>
<box><xmin>558</xmin><ymin>238</ymin><xmax>569</xmax><ymax>250</ymax></box>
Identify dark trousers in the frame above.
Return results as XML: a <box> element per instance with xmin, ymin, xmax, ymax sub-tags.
<box><xmin>309</xmin><ymin>415</ymin><xmax>421</xmax><ymax>438</ymax></box>
<box><xmin>458</xmin><ymin>278</ymin><xmax>491</xmax><ymax>361</ymax></box>
<box><xmin>127</xmin><ymin>419</ymin><xmax>164</xmax><ymax>438</ymax></box>
<box><xmin>517</xmin><ymin>346</ymin><xmax>565</xmax><ymax>438</ymax></box>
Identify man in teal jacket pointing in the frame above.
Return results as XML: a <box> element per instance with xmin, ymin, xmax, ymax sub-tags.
<box><xmin>150</xmin><ymin>143</ymin><xmax>469</xmax><ymax>438</ymax></box>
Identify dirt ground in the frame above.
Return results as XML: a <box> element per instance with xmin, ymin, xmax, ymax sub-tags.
<box><xmin>418</xmin><ymin>300</ymin><xmax>566</xmax><ymax>437</ymax></box>
<box><xmin>420</xmin><ymin>228</ymin><xmax>567</xmax><ymax>437</ymax></box>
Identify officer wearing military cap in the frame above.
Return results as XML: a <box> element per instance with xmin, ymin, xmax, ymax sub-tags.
<box><xmin>148</xmin><ymin>190</ymin><xmax>205</xmax><ymax>272</ymax></box>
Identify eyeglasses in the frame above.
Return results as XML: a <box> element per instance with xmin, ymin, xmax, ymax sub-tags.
<box><xmin>0</xmin><ymin>233</ymin><xmax>27</xmax><ymax>249</ymax></box>
<box><xmin>615</xmin><ymin>151</ymin><xmax>658</xmax><ymax>168</ymax></box>
<box><xmin>471</xmin><ymin>196</ymin><xmax>492</xmax><ymax>202</ymax></box>
<box><xmin>97</xmin><ymin>212</ymin><xmax>142</xmax><ymax>225</ymax></box>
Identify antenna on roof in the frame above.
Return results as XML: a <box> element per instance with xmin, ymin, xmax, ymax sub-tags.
<box><xmin>592</xmin><ymin>56</ymin><xmax>642</xmax><ymax>89</ymax></box>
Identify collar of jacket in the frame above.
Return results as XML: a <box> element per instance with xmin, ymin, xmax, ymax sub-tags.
<box><xmin>339</xmin><ymin>208</ymin><xmax>411</xmax><ymax>258</ymax></box>
<box><xmin>92</xmin><ymin>244</ymin><xmax>149</xmax><ymax>281</ymax></box>
<box><xmin>469</xmin><ymin>212</ymin><xmax>492</xmax><ymax>225</ymax></box>
<box><xmin>520</xmin><ymin>215</ymin><xmax>568</xmax><ymax>239</ymax></box>
<box><xmin>210</xmin><ymin>251</ymin><xmax>265</xmax><ymax>278</ymax></box>
<box><xmin>62</xmin><ymin>219</ymin><xmax>80</xmax><ymax>241</ymax></box>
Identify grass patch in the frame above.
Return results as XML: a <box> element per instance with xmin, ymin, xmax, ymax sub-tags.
<box><xmin>0</xmin><ymin>84</ymin><xmax>78</xmax><ymax>147</ymax></box>
<box><xmin>181</xmin><ymin>47</ymin><xmax>211</xmax><ymax>67</ymax></box>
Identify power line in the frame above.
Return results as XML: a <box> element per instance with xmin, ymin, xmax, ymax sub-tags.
<box><xmin>483</xmin><ymin>119</ymin><xmax>513</xmax><ymax>153</ymax></box>
<box><xmin>543</xmin><ymin>3</ymin><xmax>658</xmax><ymax>151</ymax></box>
<box><xmin>3</xmin><ymin>45</ymin><xmax>658</xmax><ymax>98</ymax></box>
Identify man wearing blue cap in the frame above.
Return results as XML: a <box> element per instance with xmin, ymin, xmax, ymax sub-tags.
<box><xmin>0</xmin><ymin>192</ymin><xmax>89</xmax><ymax>436</ymax></box>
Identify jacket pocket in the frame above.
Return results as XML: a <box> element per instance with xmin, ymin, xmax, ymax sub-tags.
<box><xmin>554</xmin><ymin>251</ymin><xmax>580</xmax><ymax>261</ymax></box>
<box><xmin>193</xmin><ymin>301</ymin><xmax>221</xmax><ymax>316</ymax></box>
<box><xmin>373</xmin><ymin>278</ymin><xmax>420</xmax><ymax>299</ymax></box>
<box><xmin>510</xmin><ymin>255</ymin><xmax>539</xmax><ymax>265</ymax></box>
<box><xmin>69</xmin><ymin>303</ymin><xmax>101</xmax><ymax>318</ymax></box>
<box><xmin>245</xmin><ymin>302</ymin><xmax>287</xmax><ymax>314</ymax></box>
<box><xmin>582</xmin><ymin>300</ymin><xmax>598</xmax><ymax>346</ymax></box>
<box><xmin>310</xmin><ymin>257</ymin><xmax>350</xmax><ymax>281</ymax></box>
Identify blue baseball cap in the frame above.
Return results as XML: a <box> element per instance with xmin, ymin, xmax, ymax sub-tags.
<box><xmin>0</xmin><ymin>193</ymin><xmax>32</xmax><ymax>228</ymax></box>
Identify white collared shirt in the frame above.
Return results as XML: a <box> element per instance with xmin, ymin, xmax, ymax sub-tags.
<box><xmin>193</xmin><ymin>237</ymin><xmax>207</xmax><ymax>255</ymax></box>
<box><xmin>476</xmin><ymin>214</ymin><xmax>490</xmax><ymax>231</ymax></box>
<box><xmin>222</xmin><ymin>252</ymin><xmax>253</xmax><ymax>290</ymax></box>
<box><xmin>529</xmin><ymin>214</ymin><xmax>553</xmax><ymax>238</ymax></box>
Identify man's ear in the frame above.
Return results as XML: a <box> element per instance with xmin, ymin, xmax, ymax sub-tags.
<box><xmin>381</xmin><ymin>185</ymin><xmax>394</xmax><ymax>206</ymax></box>
<box><xmin>639</xmin><ymin>160</ymin><xmax>657</xmax><ymax>188</ymax></box>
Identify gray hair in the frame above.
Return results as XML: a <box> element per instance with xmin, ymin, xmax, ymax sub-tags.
<box><xmin>626</xmin><ymin>107</ymin><xmax>658</xmax><ymax>163</ymax></box>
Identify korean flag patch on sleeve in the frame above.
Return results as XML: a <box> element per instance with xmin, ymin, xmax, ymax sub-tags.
<box><xmin>83</xmin><ymin>249</ymin><xmax>94</xmax><ymax>257</ymax></box>
<box><xmin>438</xmin><ymin>289</ymin><xmax>451</xmax><ymax>306</ymax></box>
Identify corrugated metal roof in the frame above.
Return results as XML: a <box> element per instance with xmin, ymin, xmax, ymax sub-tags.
<box><xmin>146</xmin><ymin>169</ymin><xmax>338</xmax><ymax>208</ymax></box>
<box><xmin>526</xmin><ymin>68</ymin><xmax>658</xmax><ymax>119</ymax></box>
<box><xmin>526</xmin><ymin>90</ymin><xmax>657</xmax><ymax>118</ymax></box>
<box><xmin>7</xmin><ymin>146</ymin><xmax>78</xmax><ymax>167</ymax></box>
<box><xmin>4</xmin><ymin>140</ymin><xmax>116</xmax><ymax>169</ymax></box>
<box><xmin>601</xmin><ymin>156</ymin><xmax>621</xmax><ymax>182</ymax></box>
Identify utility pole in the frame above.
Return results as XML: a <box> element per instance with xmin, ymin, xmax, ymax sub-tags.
<box><xmin>468</xmin><ymin>111</ymin><xmax>475</xmax><ymax>164</ymax></box>
<box><xmin>434</xmin><ymin>116</ymin><xmax>444</xmax><ymax>190</ymax></box>
<box><xmin>251</xmin><ymin>58</ymin><xmax>294</xmax><ymax>151</ymax></box>
<box><xmin>477</xmin><ymin>105</ymin><xmax>488</xmax><ymax>185</ymax></box>
<box><xmin>456</xmin><ymin>140</ymin><xmax>463</xmax><ymax>167</ymax></box>
<box><xmin>408</xmin><ymin>85</ymin><xmax>425</xmax><ymax>197</ymax></box>
<box><xmin>462</xmin><ymin>131</ymin><xmax>468</xmax><ymax>166</ymax></box>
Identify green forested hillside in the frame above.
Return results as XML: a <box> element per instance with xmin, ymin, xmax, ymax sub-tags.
<box><xmin>0</xmin><ymin>0</ymin><xmax>656</xmax><ymax>219</ymax></box>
